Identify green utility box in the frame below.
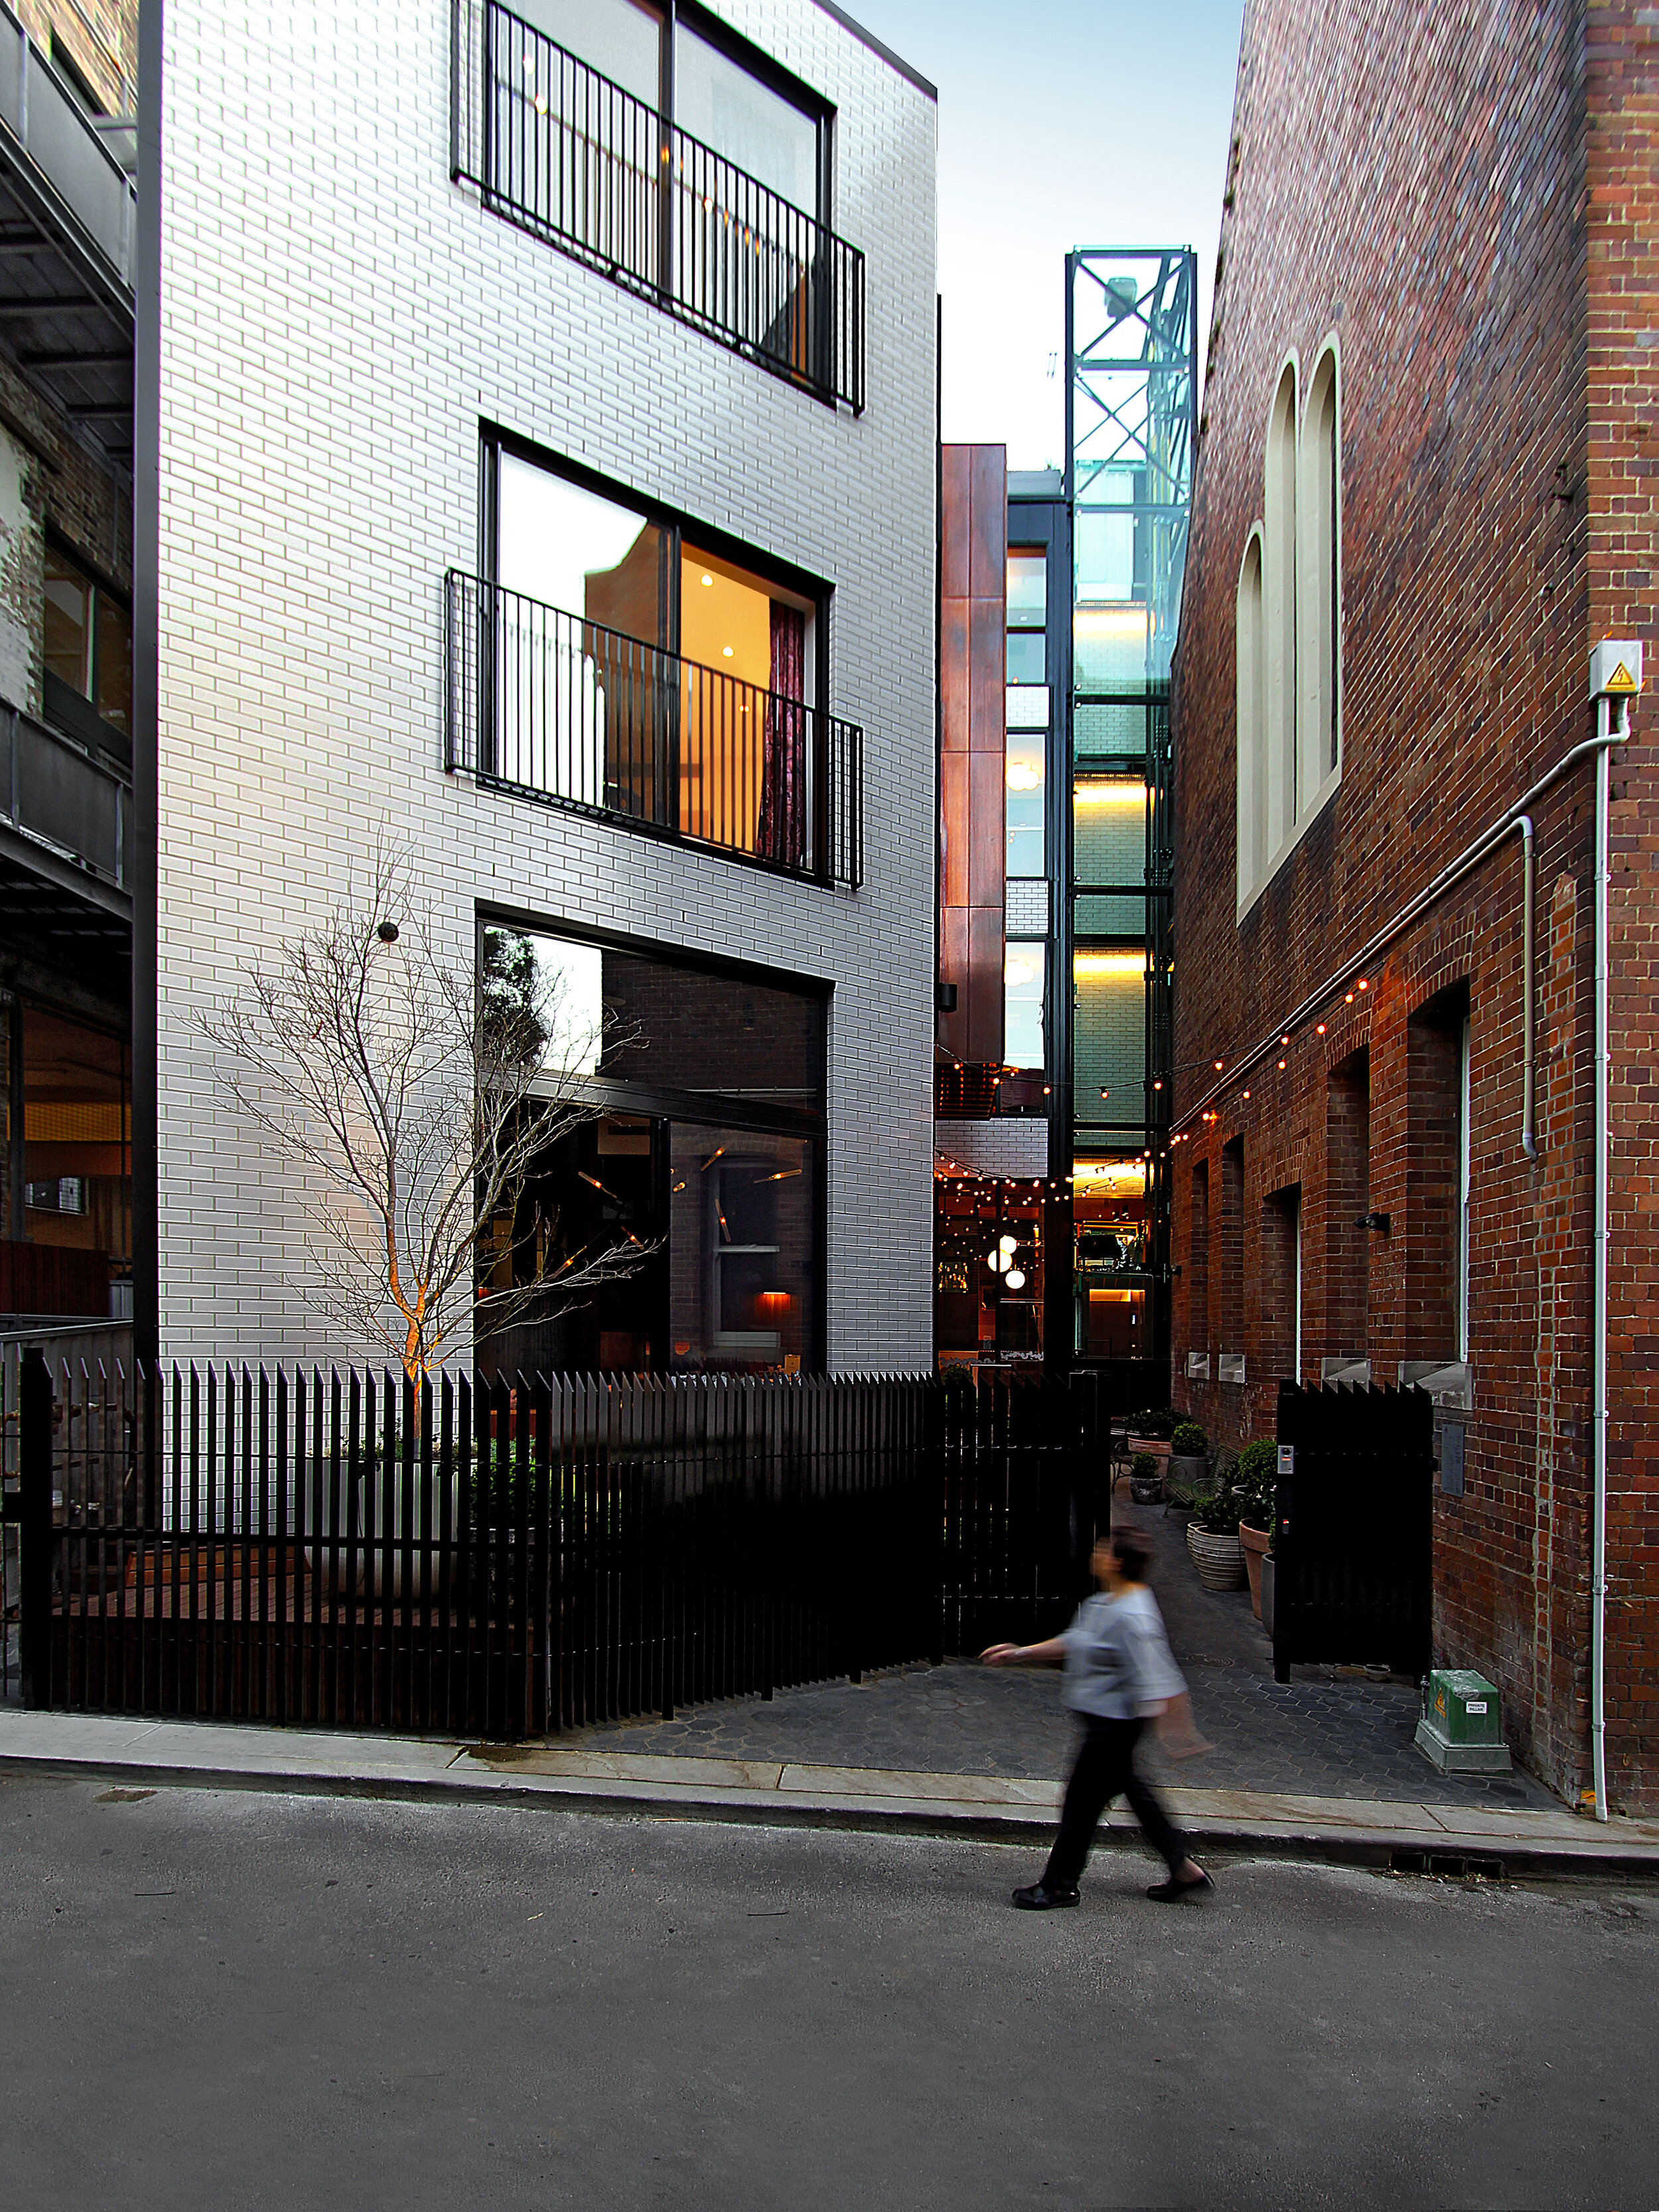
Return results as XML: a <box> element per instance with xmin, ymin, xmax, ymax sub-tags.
<box><xmin>1415</xmin><ymin>1670</ymin><xmax>1510</xmax><ymax>1773</ymax></box>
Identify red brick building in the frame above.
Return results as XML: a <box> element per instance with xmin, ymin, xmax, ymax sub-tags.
<box><xmin>1169</xmin><ymin>0</ymin><xmax>1658</xmax><ymax>1810</ymax></box>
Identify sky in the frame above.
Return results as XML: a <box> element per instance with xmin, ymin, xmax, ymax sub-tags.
<box><xmin>843</xmin><ymin>0</ymin><xmax>1246</xmax><ymax>467</ymax></box>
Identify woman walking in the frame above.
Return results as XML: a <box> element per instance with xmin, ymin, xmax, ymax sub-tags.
<box><xmin>983</xmin><ymin>1525</ymin><xmax>1214</xmax><ymax>1908</ymax></box>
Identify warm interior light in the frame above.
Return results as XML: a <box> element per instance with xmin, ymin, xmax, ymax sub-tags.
<box><xmin>1006</xmin><ymin>761</ymin><xmax>1042</xmax><ymax>791</ymax></box>
<box><xmin>1005</xmin><ymin>1269</ymin><xmax>1027</xmax><ymax>1291</ymax></box>
<box><xmin>722</xmin><ymin>644</ymin><xmax>734</xmax><ymax>657</ymax></box>
<box><xmin>1072</xmin><ymin>778</ymin><xmax>1147</xmax><ymax>808</ymax></box>
<box><xmin>1074</xmin><ymin>951</ymin><xmax>1148</xmax><ymax>979</ymax></box>
<box><xmin>701</xmin><ymin>573</ymin><xmax>714</xmax><ymax>586</ymax></box>
<box><xmin>1005</xmin><ymin>955</ymin><xmax>1038</xmax><ymax>986</ymax></box>
<box><xmin>1072</xmin><ymin>1159</ymin><xmax>1148</xmax><ymax>1193</ymax></box>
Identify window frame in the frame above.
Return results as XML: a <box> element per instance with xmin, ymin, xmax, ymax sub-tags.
<box><xmin>480</xmin><ymin>427</ymin><xmax>830</xmax><ymax>699</ymax></box>
<box><xmin>42</xmin><ymin>531</ymin><xmax>132</xmax><ymax>737</ymax></box>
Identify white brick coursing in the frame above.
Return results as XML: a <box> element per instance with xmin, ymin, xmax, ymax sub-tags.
<box><xmin>155</xmin><ymin>0</ymin><xmax>937</xmax><ymax>1370</ymax></box>
<box><xmin>934</xmin><ymin>1121</ymin><xmax>1050</xmax><ymax>1181</ymax></box>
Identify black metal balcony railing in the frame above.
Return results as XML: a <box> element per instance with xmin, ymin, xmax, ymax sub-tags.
<box><xmin>452</xmin><ymin>0</ymin><xmax>865</xmax><ymax>412</ymax></box>
<box><xmin>445</xmin><ymin>572</ymin><xmax>863</xmax><ymax>891</ymax></box>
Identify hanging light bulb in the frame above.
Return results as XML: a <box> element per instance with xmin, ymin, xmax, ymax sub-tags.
<box><xmin>1005</xmin><ymin>1268</ymin><xmax>1027</xmax><ymax>1290</ymax></box>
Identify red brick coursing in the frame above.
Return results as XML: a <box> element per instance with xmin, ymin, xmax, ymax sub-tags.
<box><xmin>1171</xmin><ymin>0</ymin><xmax>1658</xmax><ymax>1809</ymax></box>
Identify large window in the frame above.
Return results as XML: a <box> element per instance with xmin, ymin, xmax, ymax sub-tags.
<box><xmin>467</xmin><ymin>0</ymin><xmax>862</xmax><ymax>407</ymax></box>
<box><xmin>1005</xmin><ymin>549</ymin><xmax>1046</xmax><ymax>879</ymax></box>
<box><xmin>477</xmin><ymin>921</ymin><xmax>825</xmax><ymax>1376</ymax></box>
<box><xmin>42</xmin><ymin>542</ymin><xmax>131</xmax><ymax>737</ymax></box>
<box><xmin>482</xmin><ymin>441</ymin><xmax>827</xmax><ymax>872</ymax></box>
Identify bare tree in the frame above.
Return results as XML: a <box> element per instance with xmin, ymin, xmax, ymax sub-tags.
<box><xmin>202</xmin><ymin>838</ymin><xmax>646</xmax><ymax>1380</ymax></box>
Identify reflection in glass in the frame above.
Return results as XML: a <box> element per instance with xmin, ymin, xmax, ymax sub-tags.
<box><xmin>1006</xmin><ymin>550</ymin><xmax>1046</xmax><ymax>627</ymax></box>
<box><xmin>43</xmin><ymin>549</ymin><xmax>90</xmax><ymax>694</ymax></box>
<box><xmin>1005</xmin><ymin>736</ymin><xmax>1045</xmax><ymax>877</ymax></box>
<box><xmin>1004</xmin><ymin>942</ymin><xmax>1045</xmax><ymax>1072</ymax></box>
<box><xmin>670</xmin><ymin>1126</ymin><xmax>812</xmax><ymax>1368</ymax></box>
<box><xmin>1005</xmin><ymin>630</ymin><xmax>1045</xmax><ymax>685</ymax></box>
<box><xmin>516</xmin><ymin>0</ymin><xmax>662</xmax><ymax>105</ymax></box>
<box><xmin>673</xmin><ymin>23</ymin><xmax>818</xmax><ymax>208</ymax></box>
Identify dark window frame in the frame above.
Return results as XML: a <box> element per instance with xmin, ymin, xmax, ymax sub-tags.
<box><xmin>476</xmin><ymin>903</ymin><xmax>830</xmax><ymax>1372</ymax></box>
<box><xmin>42</xmin><ymin>530</ymin><xmax>132</xmax><ymax>734</ymax></box>
<box><xmin>479</xmin><ymin>425</ymin><xmax>831</xmax><ymax>705</ymax></box>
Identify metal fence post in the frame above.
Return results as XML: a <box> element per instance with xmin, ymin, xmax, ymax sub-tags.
<box><xmin>19</xmin><ymin>1349</ymin><xmax>52</xmax><ymax>1708</ymax></box>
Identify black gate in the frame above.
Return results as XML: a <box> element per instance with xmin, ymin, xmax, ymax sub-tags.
<box><xmin>7</xmin><ymin>1353</ymin><xmax>1108</xmax><ymax>1737</ymax></box>
<box><xmin>1272</xmin><ymin>1380</ymin><xmax>1433</xmax><ymax>1682</ymax></box>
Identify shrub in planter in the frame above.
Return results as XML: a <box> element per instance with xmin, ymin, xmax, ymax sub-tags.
<box><xmin>1235</xmin><ymin>1438</ymin><xmax>1277</xmax><ymax>1619</ymax></box>
<box><xmin>1128</xmin><ymin>1449</ymin><xmax>1164</xmax><ymax>1505</ymax></box>
<box><xmin>1171</xmin><ymin>1421</ymin><xmax>1208</xmax><ymax>1457</ymax></box>
<box><xmin>1186</xmin><ymin>1476</ymin><xmax>1247</xmax><ymax>1591</ymax></box>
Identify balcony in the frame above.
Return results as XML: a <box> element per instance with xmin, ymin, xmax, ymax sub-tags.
<box><xmin>445</xmin><ymin>572</ymin><xmax>863</xmax><ymax>891</ymax></box>
<box><xmin>451</xmin><ymin>0</ymin><xmax>865</xmax><ymax>412</ymax></box>
<box><xmin>0</xmin><ymin>694</ymin><xmax>130</xmax><ymax>960</ymax></box>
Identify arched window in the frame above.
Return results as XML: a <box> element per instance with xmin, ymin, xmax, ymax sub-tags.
<box><xmin>1236</xmin><ymin>531</ymin><xmax>1265</xmax><ymax>911</ymax></box>
<box><xmin>1301</xmin><ymin>344</ymin><xmax>1341</xmax><ymax>787</ymax></box>
<box><xmin>1263</xmin><ymin>362</ymin><xmax>1298</xmax><ymax>853</ymax></box>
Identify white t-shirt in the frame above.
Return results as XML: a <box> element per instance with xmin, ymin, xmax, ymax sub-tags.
<box><xmin>1060</xmin><ymin>1585</ymin><xmax>1187</xmax><ymax>1720</ymax></box>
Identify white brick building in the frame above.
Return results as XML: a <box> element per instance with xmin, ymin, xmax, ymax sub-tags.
<box><xmin>139</xmin><ymin>0</ymin><xmax>937</xmax><ymax>1370</ymax></box>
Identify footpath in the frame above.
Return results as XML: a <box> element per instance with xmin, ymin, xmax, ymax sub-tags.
<box><xmin>4</xmin><ymin>1517</ymin><xmax>1655</xmax><ymax>1882</ymax></box>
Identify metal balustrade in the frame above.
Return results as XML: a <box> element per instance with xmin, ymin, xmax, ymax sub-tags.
<box><xmin>445</xmin><ymin>571</ymin><xmax>863</xmax><ymax>891</ymax></box>
<box><xmin>452</xmin><ymin>0</ymin><xmax>865</xmax><ymax>412</ymax></box>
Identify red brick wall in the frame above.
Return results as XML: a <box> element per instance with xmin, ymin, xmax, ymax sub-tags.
<box><xmin>1171</xmin><ymin>0</ymin><xmax>1659</xmax><ymax>1807</ymax></box>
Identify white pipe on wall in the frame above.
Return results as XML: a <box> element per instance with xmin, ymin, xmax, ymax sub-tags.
<box><xmin>1589</xmin><ymin>697</ymin><xmax>1625</xmax><ymax>1823</ymax></box>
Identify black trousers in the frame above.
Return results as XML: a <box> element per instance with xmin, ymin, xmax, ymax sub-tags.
<box><xmin>1041</xmin><ymin>1716</ymin><xmax>1187</xmax><ymax>1887</ymax></box>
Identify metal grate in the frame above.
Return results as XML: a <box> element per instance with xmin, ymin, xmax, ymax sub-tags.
<box><xmin>445</xmin><ymin>571</ymin><xmax>862</xmax><ymax>891</ymax></box>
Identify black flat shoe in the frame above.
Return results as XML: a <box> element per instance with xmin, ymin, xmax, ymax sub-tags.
<box><xmin>1012</xmin><ymin>1882</ymin><xmax>1080</xmax><ymax>1911</ymax></box>
<box><xmin>1147</xmin><ymin>1870</ymin><xmax>1215</xmax><ymax>1903</ymax></box>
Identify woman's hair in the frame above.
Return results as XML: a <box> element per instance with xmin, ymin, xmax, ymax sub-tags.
<box><xmin>1106</xmin><ymin>1525</ymin><xmax>1151</xmax><ymax>1584</ymax></box>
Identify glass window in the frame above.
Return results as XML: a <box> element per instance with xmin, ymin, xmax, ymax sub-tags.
<box><xmin>1072</xmin><ymin>950</ymin><xmax>1146</xmax><ymax>1124</ymax></box>
<box><xmin>1006</xmin><ymin>550</ymin><xmax>1046</xmax><ymax>628</ymax></box>
<box><xmin>1073</xmin><ymin>776</ymin><xmax>1146</xmax><ymax>885</ymax></box>
<box><xmin>20</xmin><ymin>1006</ymin><xmax>130</xmax><ymax>1270</ymax></box>
<box><xmin>517</xmin><ymin>0</ymin><xmax>662</xmax><ymax>105</ymax></box>
<box><xmin>478</xmin><ymin>924</ymin><xmax>824</xmax><ymax>1377</ymax></box>
<box><xmin>95</xmin><ymin>596</ymin><xmax>132</xmax><ymax>735</ymax></box>
<box><xmin>1005</xmin><ymin>630</ymin><xmax>1045</xmax><ymax>686</ymax></box>
<box><xmin>673</xmin><ymin>22</ymin><xmax>818</xmax><ymax>208</ymax></box>
<box><xmin>43</xmin><ymin>547</ymin><xmax>92</xmax><ymax>694</ymax></box>
<box><xmin>1004</xmin><ymin>943</ymin><xmax>1045</xmax><ymax>1072</ymax></box>
<box><xmin>497</xmin><ymin>453</ymin><xmax>666</xmax><ymax>643</ymax></box>
<box><xmin>1005</xmin><ymin>735</ymin><xmax>1045</xmax><ymax>877</ymax></box>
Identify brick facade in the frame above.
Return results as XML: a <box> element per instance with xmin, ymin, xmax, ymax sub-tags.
<box><xmin>1171</xmin><ymin>0</ymin><xmax>1658</xmax><ymax>1808</ymax></box>
<box><xmin>151</xmin><ymin>0</ymin><xmax>938</xmax><ymax>1374</ymax></box>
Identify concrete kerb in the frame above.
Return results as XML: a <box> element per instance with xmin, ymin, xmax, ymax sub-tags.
<box><xmin>3</xmin><ymin>1714</ymin><xmax>1658</xmax><ymax>1885</ymax></box>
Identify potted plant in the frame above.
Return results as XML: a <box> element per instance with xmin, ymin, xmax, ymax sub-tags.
<box><xmin>1126</xmin><ymin>1406</ymin><xmax>1176</xmax><ymax>1465</ymax></box>
<box><xmin>1128</xmin><ymin>1449</ymin><xmax>1164</xmax><ymax>1506</ymax></box>
<box><xmin>1235</xmin><ymin>1438</ymin><xmax>1277</xmax><ymax>1622</ymax></box>
<box><xmin>1186</xmin><ymin>1477</ymin><xmax>1248</xmax><ymax>1591</ymax></box>
<box><xmin>1169</xmin><ymin>1420</ymin><xmax>1209</xmax><ymax>1491</ymax></box>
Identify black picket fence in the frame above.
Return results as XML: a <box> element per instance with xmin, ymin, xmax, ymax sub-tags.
<box><xmin>1272</xmin><ymin>1379</ymin><xmax>1433</xmax><ymax>1682</ymax></box>
<box><xmin>3</xmin><ymin>1355</ymin><xmax>1106</xmax><ymax>1739</ymax></box>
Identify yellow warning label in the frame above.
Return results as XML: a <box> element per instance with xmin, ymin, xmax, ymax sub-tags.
<box><xmin>1606</xmin><ymin>660</ymin><xmax>1640</xmax><ymax>693</ymax></box>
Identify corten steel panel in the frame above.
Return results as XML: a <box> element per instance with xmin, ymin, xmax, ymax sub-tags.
<box><xmin>940</xmin><ymin>598</ymin><xmax>969</xmax><ymax>753</ymax></box>
<box><xmin>968</xmin><ymin>748</ymin><xmax>1005</xmax><ymax>912</ymax></box>
<box><xmin>968</xmin><ymin>614</ymin><xmax>1005</xmax><ymax>752</ymax></box>
<box><xmin>968</xmin><ymin>446</ymin><xmax>1007</xmax><ymax>600</ymax></box>
<box><xmin>967</xmin><ymin>905</ymin><xmax>1005</xmax><ymax>1065</ymax></box>
<box><xmin>938</xmin><ymin>906</ymin><xmax>968</xmax><ymax>1059</ymax></box>
<box><xmin>940</xmin><ymin>445</ymin><xmax>973</xmax><ymax>602</ymax></box>
<box><xmin>940</xmin><ymin>750</ymin><xmax>969</xmax><ymax>909</ymax></box>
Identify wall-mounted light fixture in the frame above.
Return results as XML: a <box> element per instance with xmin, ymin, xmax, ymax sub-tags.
<box><xmin>1359</xmin><ymin>1210</ymin><xmax>1391</xmax><ymax>1234</ymax></box>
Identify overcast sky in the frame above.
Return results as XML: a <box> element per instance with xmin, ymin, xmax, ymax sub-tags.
<box><xmin>845</xmin><ymin>0</ymin><xmax>1246</xmax><ymax>467</ymax></box>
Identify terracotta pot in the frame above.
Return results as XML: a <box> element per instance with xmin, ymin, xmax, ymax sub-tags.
<box><xmin>1186</xmin><ymin>1521</ymin><xmax>1247</xmax><ymax>1592</ymax></box>
<box><xmin>1238</xmin><ymin>1522</ymin><xmax>1270</xmax><ymax>1619</ymax></box>
<box><xmin>1127</xmin><ymin>1436</ymin><xmax>1172</xmax><ymax>1463</ymax></box>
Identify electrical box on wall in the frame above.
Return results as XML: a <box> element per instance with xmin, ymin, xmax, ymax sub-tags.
<box><xmin>1589</xmin><ymin>639</ymin><xmax>1643</xmax><ymax>700</ymax></box>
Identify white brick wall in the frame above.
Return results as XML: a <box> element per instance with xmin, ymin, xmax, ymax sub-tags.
<box><xmin>154</xmin><ymin>0</ymin><xmax>937</xmax><ymax>1370</ymax></box>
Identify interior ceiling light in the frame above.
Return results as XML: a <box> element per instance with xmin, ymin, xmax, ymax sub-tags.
<box><xmin>722</xmin><ymin>644</ymin><xmax>734</xmax><ymax>657</ymax></box>
<box><xmin>1005</xmin><ymin>1269</ymin><xmax>1027</xmax><ymax>1291</ymax></box>
<box><xmin>1005</xmin><ymin>762</ymin><xmax>1042</xmax><ymax>791</ymax></box>
<box><xmin>701</xmin><ymin>572</ymin><xmax>713</xmax><ymax>586</ymax></box>
<box><xmin>1005</xmin><ymin>956</ymin><xmax>1037</xmax><ymax>986</ymax></box>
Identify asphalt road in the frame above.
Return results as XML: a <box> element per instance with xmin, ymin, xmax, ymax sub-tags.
<box><xmin>1</xmin><ymin>1772</ymin><xmax>1654</xmax><ymax>2211</ymax></box>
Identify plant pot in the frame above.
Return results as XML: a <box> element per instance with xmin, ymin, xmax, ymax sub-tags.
<box><xmin>1169</xmin><ymin>1453</ymin><xmax>1208</xmax><ymax>1491</ymax></box>
<box><xmin>1261</xmin><ymin>1554</ymin><xmax>1275</xmax><ymax>1643</ymax></box>
<box><xmin>1186</xmin><ymin>1521</ymin><xmax>1247</xmax><ymax>1592</ymax></box>
<box><xmin>1129</xmin><ymin>1474</ymin><xmax>1165</xmax><ymax>1505</ymax></box>
<box><xmin>1239</xmin><ymin>1522</ymin><xmax>1270</xmax><ymax>1619</ymax></box>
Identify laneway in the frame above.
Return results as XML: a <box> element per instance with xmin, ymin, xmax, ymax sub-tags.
<box><xmin>1</xmin><ymin>1772</ymin><xmax>1652</xmax><ymax>2211</ymax></box>
<box><xmin>570</xmin><ymin>1506</ymin><xmax>1557</xmax><ymax>1812</ymax></box>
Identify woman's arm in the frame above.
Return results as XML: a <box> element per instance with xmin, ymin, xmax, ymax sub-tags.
<box><xmin>981</xmin><ymin>1637</ymin><xmax>1066</xmax><ymax>1668</ymax></box>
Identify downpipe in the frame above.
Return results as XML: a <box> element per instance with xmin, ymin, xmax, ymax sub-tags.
<box><xmin>1590</xmin><ymin>696</ymin><xmax>1627</xmax><ymax>1823</ymax></box>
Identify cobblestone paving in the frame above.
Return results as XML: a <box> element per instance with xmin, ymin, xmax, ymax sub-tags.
<box><xmin>568</xmin><ymin>1507</ymin><xmax>1558</xmax><ymax>1812</ymax></box>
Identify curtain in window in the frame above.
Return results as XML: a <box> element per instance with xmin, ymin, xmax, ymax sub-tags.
<box><xmin>757</xmin><ymin>604</ymin><xmax>807</xmax><ymax>869</ymax></box>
